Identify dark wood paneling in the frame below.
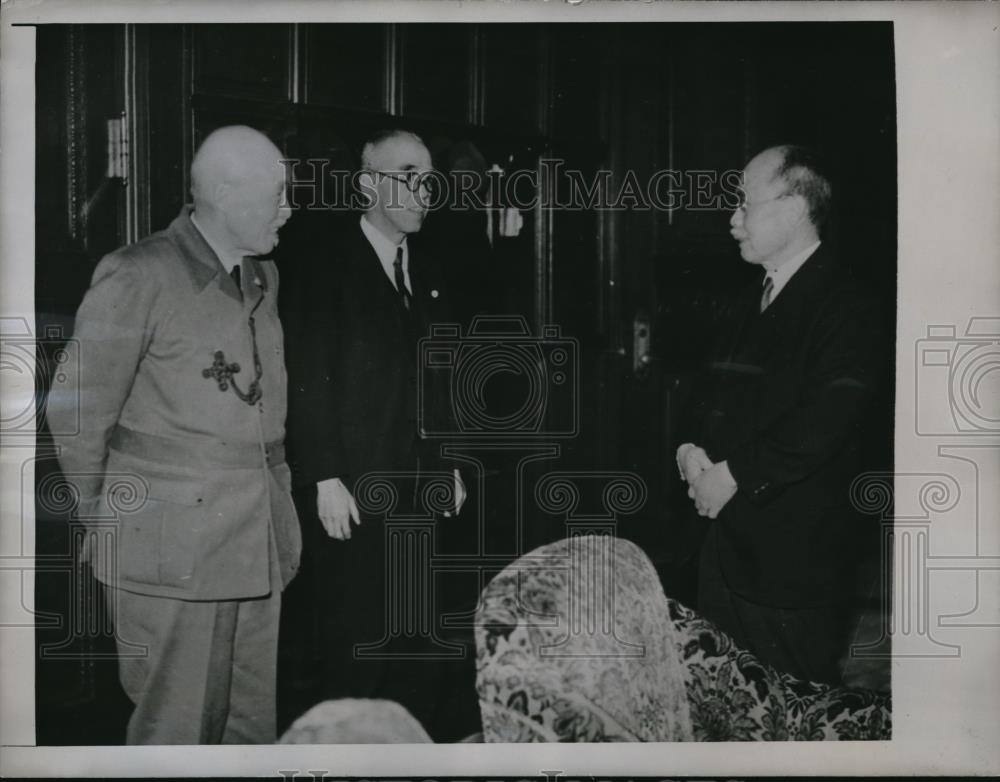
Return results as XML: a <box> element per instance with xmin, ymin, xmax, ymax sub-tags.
<box><xmin>544</xmin><ymin>25</ymin><xmax>615</xmax><ymax>493</ymax></box>
<box><xmin>547</xmin><ymin>26</ymin><xmax>607</xmax><ymax>341</ymax></box>
<box><xmin>192</xmin><ymin>24</ymin><xmax>292</xmax><ymax>102</ymax></box>
<box><xmin>668</xmin><ymin>25</ymin><xmax>748</xmax><ymax>240</ymax></box>
<box><xmin>303</xmin><ymin>24</ymin><xmax>385</xmax><ymax>111</ymax></box>
<box><xmin>146</xmin><ymin>24</ymin><xmax>189</xmax><ymax>231</ymax></box>
<box><xmin>548</xmin><ymin>25</ymin><xmax>604</xmax><ymax>143</ymax></box>
<box><xmin>190</xmin><ymin>94</ymin><xmax>296</xmax><ymax>153</ymax></box>
<box><xmin>35</xmin><ymin>23</ymin><xmax>133</xmax><ymax>747</ymax></box>
<box><xmin>482</xmin><ymin>25</ymin><xmax>543</xmax><ymax>135</ymax></box>
<box><xmin>80</xmin><ymin>26</ymin><xmax>128</xmax><ymax>258</ymax></box>
<box><xmin>399</xmin><ymin>24</ymin><xmax>470</xmax><ymax>124</ymax></box>
<box><xmin>35</xmin><ymin>26</ymin><xmax>72</xmax><ymax>257</ymax></box>
<box><xmin>35</xmin><ymin>25</ymin><xmax>127</xmax><ymax>272</ymax></box>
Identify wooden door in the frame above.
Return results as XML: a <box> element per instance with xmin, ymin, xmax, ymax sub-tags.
<box><xmin>34</xmin><ymin>24</ymin><xmax>134</xmax><ymax>744</ymax></box>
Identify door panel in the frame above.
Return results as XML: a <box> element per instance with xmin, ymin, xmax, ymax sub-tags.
<box><xmin>192</xmin><ymin>24</ymin><xmax>293</xmax><ymax>102</ymax></box>
<box><xmin>399</xmin><ymin>24</ymin><xmax>471</xmax><ymax>124</ymax></box>
<box><xmin>302</xmin><ymin>24</ymin><xmax>386</xmax><ymax>111</ymax></box>
<box><xmin>482</xmin><ymin>24</ymin><xmax>544</xmax><ymax>135</ymax></box>
<box><xmin>35</xmin><ymin>24</ymin><xmax>133</xmax><ymax>745</ymax></box>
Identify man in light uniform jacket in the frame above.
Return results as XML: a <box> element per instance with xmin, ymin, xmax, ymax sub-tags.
<box><xmin>47</xmin><ymin>125</ymin><xmax>301</xmax><ymax>744</ymax></box>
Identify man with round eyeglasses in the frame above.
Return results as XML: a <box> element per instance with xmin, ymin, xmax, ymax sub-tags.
<box><xmin>282</xmin><ymin>129</ymin><xmax>463</xmax><ymax>735</ymax></box>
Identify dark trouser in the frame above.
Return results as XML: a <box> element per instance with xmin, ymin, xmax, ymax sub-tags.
<box><xmin>298</xmin><ymin>481</ymin><xmax>448</xmax><ymax>735</ymax></box>
<box><xmin>697</xmin><ymin>524</ymin><xmax>846</xmax><ymax>686</ymax></box>
<box><xmin>108</xmin><ymin>570</ymin><xmax>281</xmax><ymax>744</ymax></box>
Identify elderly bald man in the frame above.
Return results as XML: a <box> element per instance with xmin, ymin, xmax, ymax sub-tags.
<box><xmin>47</xmin><ymin>125</ymin><xmax>301</xmax><ymax>744</ymax></box>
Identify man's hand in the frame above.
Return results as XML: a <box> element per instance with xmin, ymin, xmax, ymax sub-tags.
<box><xmin>677</xmin><ymin>443</ymin><xmax>714</xmax><ymax>485</ymax></box>
<box><xmin>443</xmin><ymin>469</ymin><xmax>466</xmax><ymax>518</ymax></box>
<box><xmin>689</xmin><ymin>460</ymin><xmax>738</xmax><ymax>519</ymax></box>
<box><xmin>316</xmin><ymin>477</ymin><xmax>360</xmax><ymax>540</ymax></box>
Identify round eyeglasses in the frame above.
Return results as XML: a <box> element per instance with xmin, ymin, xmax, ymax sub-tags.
<box><xmin>370</xmin><ymin>169</ymin><xmax>439</xmax><ymax>196</ymax></box>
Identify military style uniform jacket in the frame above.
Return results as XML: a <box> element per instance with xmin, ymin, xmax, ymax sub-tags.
<box><xmin>48</xmin><ymin>208</ymin><xmax>301</xmax><ymax>601</ymax></box>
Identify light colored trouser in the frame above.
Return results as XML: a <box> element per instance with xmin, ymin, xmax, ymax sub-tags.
<box><xmin>107</xmin><ymin>559</ymin><xmax>281</xmax><ymax>745</ymax></box>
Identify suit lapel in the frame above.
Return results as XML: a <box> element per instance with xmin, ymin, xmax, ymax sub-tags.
<box><xmin>347</xmin><ymin>226</ymin><xmax>402</xmax><ymax>308</ymax></box>
<box><xmin>759</xmin><ymin>246</ymin><xmax>831</xmax><ymax>322</ymax></box>
<box><xmin>407</xmin><ymin>245</ymin><xmax>436</xmax><ymax>336</ymax></box>
<box><xmin>735</xmin><ymin>246</ymin><xmax>835</xmax><ymax>363</ymax></box>
<box><xmin>746</xmin><ymin>247</ymin><xmax>832</xmax><ymax>364</ymax></box>
<box><xmin>348</xmin><ymin>225</ymin><xmax>423</xmax><ymax>347</ymax></box>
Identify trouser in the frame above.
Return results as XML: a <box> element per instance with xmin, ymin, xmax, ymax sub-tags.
<box><xmin>296</xmin><ymin>479</ymin><xmax>447</xmax><ymax>735</ymax></box>
<box><xmin>697</xmin><ymin>524</ymin><xmax>847</xmax><ymax>686</ymax></box>
<box><xmin>107</xmin><ymin>550</ymin><xmax>282</xmax><ymax>744</ymax></box>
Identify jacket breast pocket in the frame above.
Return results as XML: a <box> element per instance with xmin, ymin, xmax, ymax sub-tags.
<box><xmin>115</xmin><ymin>474</ymin><xmax>205</xmax><ymax>590</ymax></box>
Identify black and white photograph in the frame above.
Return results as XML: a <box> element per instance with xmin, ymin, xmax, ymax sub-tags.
<box><xmin>1</xmin><ymin>1</ymin><xmax>997</xmax><ymax>777</ymax></box>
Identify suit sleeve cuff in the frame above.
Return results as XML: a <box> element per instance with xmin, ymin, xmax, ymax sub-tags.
<box><xmin>726</xmin><ymin>451</ymin><xmax>775</xmax><ymax>506</ymax></box>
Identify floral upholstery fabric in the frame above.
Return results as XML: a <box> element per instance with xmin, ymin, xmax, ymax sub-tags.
<box><xmin>668</xmin><ymin>598</ymin><xmax>891</xmax><ymax>741</ymax></box>
<box><xmin>475</xmin><ymin>535</ymin><xmax>694</xmax><ymax>742</ymax></box>
<box><xmin>475</xmin><ymin>535</ymin><xmax>891</xmax><ymax>742</ymax></box>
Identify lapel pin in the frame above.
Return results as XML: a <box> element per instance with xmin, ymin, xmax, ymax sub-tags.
<box><xmin>431</xmin><ymin>289</ymin><xmax>439</xmax><ymax>298</ymax></box>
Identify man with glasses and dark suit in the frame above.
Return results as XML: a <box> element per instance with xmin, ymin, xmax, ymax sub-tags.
<box><xmin>674</xmin><ymin>145</ymin><xmax>884</xmax><ymax>685</ymax></box>
<box><xmin>281</xmin><ymin>129</ymin><xmax>464</xmax><ymax>734</ymax></box>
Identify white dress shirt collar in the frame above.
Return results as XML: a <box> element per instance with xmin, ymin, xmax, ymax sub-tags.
<box><xmin>360</xmin><ymin>215</ymin><xmax>410</xmax><ymax>292</ymax></box>
<box><xmin>764</xmin><ymin>240</ymin><xmax>821</xmax><ymax>303</ymax></box>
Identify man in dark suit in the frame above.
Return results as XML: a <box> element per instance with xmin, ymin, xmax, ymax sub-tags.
<box><xmin>281</xmin><ymin>129</ymin><xmax>463</xmax><ymax>729</ymax></box>
<box><xmin>675</xmin><ymin>145</ymin><xmax>883</xmax><ymax>685</ymax></box>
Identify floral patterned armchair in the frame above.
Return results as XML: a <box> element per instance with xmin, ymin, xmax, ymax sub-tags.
<box><xmin>474</xmin><ymin>535</ymin><xmax>891</xmax><ymax>742</ymax></box>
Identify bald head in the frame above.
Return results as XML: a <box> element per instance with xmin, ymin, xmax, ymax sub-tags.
<box><xmin>190</xmin><ymin>126</ymin><xmax>291</xmax><ymax>257</ymax></box>
<box><xmin>191</xmin><ymin>126</ymin><xmax>283</xmax><ymax>206</ymax></box>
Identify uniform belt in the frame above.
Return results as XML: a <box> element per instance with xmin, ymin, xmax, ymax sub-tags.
<box><xmin>109</xmin><ymin>424</ymin><xmax>285</xmax><ymax>470</ymax></box>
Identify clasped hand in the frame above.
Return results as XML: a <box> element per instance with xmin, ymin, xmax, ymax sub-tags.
<box><xmin>676</xmin><ymin>444</ymin><xmax>738</xmax><ymax>519</ymax></box>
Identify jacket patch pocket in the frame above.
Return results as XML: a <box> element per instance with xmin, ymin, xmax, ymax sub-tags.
<box><xmin>116</xmin><ymin>474</ymin><xmax>205</xmax><ymax>589</ymax></box>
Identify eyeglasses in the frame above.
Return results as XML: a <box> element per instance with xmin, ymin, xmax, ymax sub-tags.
<box><xmin>736</xmin><ymin>192</ymin><xmax>791</xmax><ymax>212</ymax></box>
<box><xmin>369</xmin><ymin>169</ymin><xmax>439</xmax><ymax>196</ymax></box>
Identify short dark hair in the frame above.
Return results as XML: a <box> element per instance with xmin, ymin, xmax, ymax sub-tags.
<box><xmin>773</xmin><ymin>145</ymin><xmax>832</xmax><ymax>228</ymax></box>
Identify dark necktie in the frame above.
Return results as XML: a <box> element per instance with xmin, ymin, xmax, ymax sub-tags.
<box><xmin>393</xmin><ymin>246</ymin><xmax>411</xmax><ymax>311</ymax></box>
<box><xmin>230</xmin><ymin>263</ymin><xmax>242</xmax><ymax>300</ymax></box>
<box><xmin>760</xmin><ymin>274</ymin><xmax>774</xmax><ymax>313</ymax></box>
